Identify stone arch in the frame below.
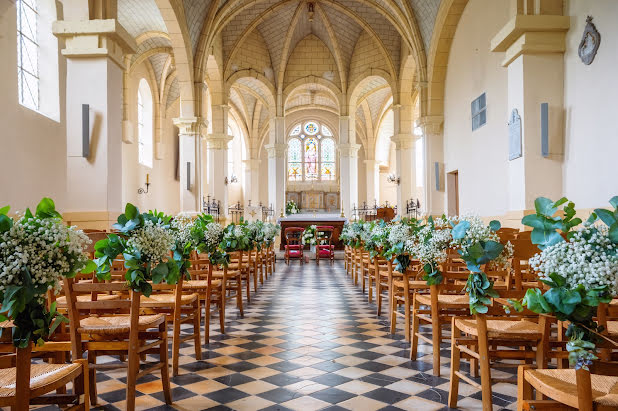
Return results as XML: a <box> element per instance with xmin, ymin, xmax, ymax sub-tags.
<box><xmin>348</xmin><ymin>71</ymin><xmax>396</xmax><ymax>109</ymax></box>
<box><xmin>283</xmin><ymin>76</ymin><xmax>343</xmax><ymax>116</ymax></box>
<box><xmin>284</xmin><ymin>116</ymin><xmax>339</xmax><ymax>143</ymax></box>
<box><xmin>154</xmin><ymin>0</ymin><xmax>195</xmax><ymax>117</ymax></box>
<box><xmin>225</xmin><ymin>70</ymin><xmax>277</xmax><ymax>115</ymax></box>
<box><xmin>425</xmin><ymin>0</ymin><xmax>469</xmax><ymax>118</ymax></box>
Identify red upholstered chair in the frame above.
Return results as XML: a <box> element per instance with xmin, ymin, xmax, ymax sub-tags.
<box><xmin>315</xmin><ymin>226</ymin><xmax>335</xmax><ymax>265</ymax></box>
<box><xmin>284</xmin><ymin>227</ymin><xmax>305</xmax><ymax>265</ymax></box>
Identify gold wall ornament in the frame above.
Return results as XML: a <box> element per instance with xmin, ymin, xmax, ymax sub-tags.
<box><xmin>578</xmin><ymin>16</ymin><xmax>601</xmax><ymax>65</ymax></box>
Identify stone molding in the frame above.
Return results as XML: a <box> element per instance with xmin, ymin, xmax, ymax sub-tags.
<box><xmin>417</xmin><ymin>116</ymin><xmax>444</xmax><ymax>135</ymax></box>
<box><xmin>173</xmin><ymin>117</ymin><xmax>208</xmax><ymax>136</ymax></box>
<box><xmin>52</xmin><ymin>19</ymin><xmax>137</xmax><ymax>68</ymax></box>
<box><xmin>338</xmin><ymin>143</ymin><xmax>361</xmax><ymax>158</ymax></box>
<box><xmin>264</xmin><ymin>143</ymin><xmax>287</xmax><ymax>158</ymax></box>
<box><xmin>205</xmin><ymin>133</ymin><xmax>234</xmax><ymax>150</ymax></box>
<box><xmin>491</xmin><ymin>15</ymin><xmax>570</xmax><ymax>67</ymax></box>
<box><xmin>390</xmin><ymin>134</ymin><xmax>416</xmax><ymax>150</ymax></box>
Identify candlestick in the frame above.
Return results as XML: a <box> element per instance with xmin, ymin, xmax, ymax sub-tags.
<box><xmin>146</xmin><ymin>173</ymin><xmax>150</xmax><ymax>184</ymax></box>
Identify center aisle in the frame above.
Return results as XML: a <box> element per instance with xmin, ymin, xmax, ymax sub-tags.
<box><xmin>92</xmin><ymin>261</ymin><xmax>517</xmax><ymax>410</ymax></box>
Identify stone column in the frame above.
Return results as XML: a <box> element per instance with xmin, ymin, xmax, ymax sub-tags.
<box><xmin>339</xmin><ymin>116</ymin><xmax>359</xmax><ymax>217</ymax></box>
<box><xmin>491</xmin><ymin>8</ymin><xmax>569</xmax><ymax>217</ymax></box>
<box><xmin>391</xmin><ymin>134</ymin><xmax>416</xmax><ymax>215</ymax></box>
<box><xmin>53</xmin><ymin>16</ymin><xmax>136</xmax><ymax>227</ymax></box>
<box><xmin>418</xmin><ymin>116</ymin><xmax>444</xmax><ymax>216</ymax></box>
<box><xmin>243</xmin><ymin>159</ymin><xmax>261</xmax><ymax>205</ymax></box>
<box><xmin>265</xmin><ymin>117</ymin><xmax>286</xmax><ymax>217</ymax></box>
<box><xmin>173</xmin><ymin>117</ymin><xmax>206</xmax><ymax>213</ymax></box>
<box><xmin>205</xmin><ymin>133</ymin><xmax>233</xmax><ymax>217</ymax></box>
<box><xmin>364</xmin><ymin>159</ymin><xmax>380</xmax><ymax>204</ymax></box>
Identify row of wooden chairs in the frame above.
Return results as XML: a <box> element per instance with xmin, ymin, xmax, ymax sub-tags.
<box><xmin>0</xmin><ymin>229</ymin><xmax>278</xmax><ymax>410</ymax></box>
<box><xmin>283</xmin><ymin>226</ymin><xmax>336</xmax><ymax>265</ymax></box>
<box><xmin>343</xmin><ymin>227</ymin><xmax>618</xmax><ymax>410</ymax></box>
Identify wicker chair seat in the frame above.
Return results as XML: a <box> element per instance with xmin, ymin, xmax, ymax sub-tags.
<box><xmin>416</xmin><ymin>294</ymin><xmax>469</xmax><ymax>307</ymax></box>
<box><xmin>140</xmin><ymin>293</ymin><xmax>198</xmax><ymax>307</ymax></box>
<box><xmin>392</xmin><ymin>279</ymin><xmax>429</xmax><ymax>290</ymax></box>
<box><xmin>606</xmin><ymin>321</ymin><xmax>618</xmax><ymax>337</ymax></box>
<box><xmin>212</xmin><ymin>270</ymin><xmax>241</xmax><ymax>278</ymax></box>
<box><xmin>0</xmin><ymin>363</ymin><xmax>82</xmax><ymax>399</ymax></box>
<box><xmin>55</xmin><ymin>293</ymin><xmax>120</xmax><ymax>307</ymax></box>
<box><xmin>183</xmin><ymin>279</ymin><xmax>222</xmax><ymax>289</ymax></box>
<box><xmin>525</xmin><ymin>368</ymin><xmax>618</xmax><ymax>408</ymax></box>
<box><xmin>78</xmin><ymin>314</ymin><xmax>165</xmax><ymax>334</ymax></box>
<box><xmin>455</xmin><ymin>318</ymin><xmax>543</xmax><ymax>339</ymax></box>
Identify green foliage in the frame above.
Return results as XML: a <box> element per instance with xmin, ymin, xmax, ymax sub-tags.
<box><xmin>522</xmin><ymin>197</ymin><xmax>581</xmax><ymax>250</ymax></box>
<box><xmin>221</xmin><ymin>223</ymin><xmax>253</xmax><ymax>252</ymax></box>
<box><xmin>421</xmin><ymin>262</ymin><xmax>442</xmax><ymax>286</ymax></box>
<box><xmin>587</xmin><ymin>196</ymin><xmax>618</xmax><ymax>245</ymax></box>
<box><xmin>465</xmin><ymin>272</ymin><xmax>499</xmax><ymax>314</ymax></box>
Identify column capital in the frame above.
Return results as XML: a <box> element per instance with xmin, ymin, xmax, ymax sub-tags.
<box><xmin>53</xmin><ymin>19</ymin><xmax>137</xmax><ymax>68</ymax></box>
<box><xmin>264</xmin><ymin>143</ymin><xmax>287</xmax><ymax>158</ymax></box>
<box><xmin>417</xmin><ymin>116</ymin><xmax>444</xmax><ymax>135</ymax></box>
<box><xmin>339</xmin><ymin>143</ymin><xmax>361</xmax><ymax>158</ymax></box>
<box><xmin>173</xmin><ymin>117</ymin><xmax>208</xmax><ymax>136</ymax></box>
<box><xmin>391</xmin><ymin>134</ymin><xmax>416</xmax><ymax>150</ymax></box>
<box><xmin>490</xmin><ymin>15</ymin><xmax>570</xmax><ymax>67</ymax></box>
<box><xmin>243</xmin><ymin>159</ymin><xmax>261</xmax><ymax>170</ymax></box>
<box><xmin>205</xmin><ymin>133</ymin><xmax>233</xmax><ymax>149</ymax></box>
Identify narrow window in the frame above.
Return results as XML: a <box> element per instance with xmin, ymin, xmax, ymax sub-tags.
<box><xmin>137</xmin><ymin>79</ymin><xmax>153</xmax><ymax>168</ymax></box>
<box><xmin>17</xmin><ymin>0</ymin><xmax>39</xmax><ymax>111</ymax></box>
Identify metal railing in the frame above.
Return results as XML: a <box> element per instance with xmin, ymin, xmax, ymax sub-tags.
<box><xmin>405</xmin><ymin>198</ymin><xmax>421</xmax><ymax>219</ymax></box>
<box><xmin>202</xmin><ymin>195</ymin><xmax>221</xmax><ymax>223</ymax></box>
<box><xmin>228</xmin><ymin>201</ymin><xmax>244</xmax><ymax>224</ymax></box>
<box><xmin>352</xmin><ymin>200</ymin><xmax>397</xmax><ymax>222</ymax></box>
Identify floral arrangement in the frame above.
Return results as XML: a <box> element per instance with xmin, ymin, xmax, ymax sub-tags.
<box><xmin>512</xmin><ymin>197</ymin><xmax>618</xmax><ymax>369</ymax></box>
<box><xmin>94</xmin><ymin>204</ymin><xmax>179</xmax><ymax>296</ymax></box>
<box><xmin>385</xmin><ymin>218</ymin><xmax>420</xmax><ymax>271</ymax></box>
<box><xmin>221</xmin><ymin>222</ymin><xmax>253</xmax><ymax>252</ymax></box>
<box><xmin>247</xmin><ymin>220</ymin><xmax>266</xmax><ymax>249</ymax></box>
<box><xmin>262</xmin><ymin>223</ymin><xmax>281</xmax><ymax>247</ymax></box>
<box><xmin>450</xmin><ymin>216</ymin><xmax>512</xmax><ymax>314</ymax></box>
<box><xmin>0</xmin><ymin>198</ymin><xmax>94</xmax><ymax>347</ymax></box>
<box><xmin>170</xmin><ymin>213</ymin><xmax>196</xmax><ymax>279</ymax></box>
<box><xmin>405</xmin><ymin>216</ymin><xmax>452</xmax><ymax>283</ymax></box>
<box><xmin>363</xmin><ymin>221</ymin><xmax>390</xmax><ymax>258</ymax></box>
<box><xmin>302</xmin><ymin>225</ymin><xmax>317</xmax><ymax>245</ymax></box>
<box><xmin>286</xmin><ymin>200</ymin><xmax>299</xmax><ymax>215</ymax></box>
<box><xmin>191</xmin><ymin>214</ymin><xmax>227</xmax><ymax>266</ymax></box>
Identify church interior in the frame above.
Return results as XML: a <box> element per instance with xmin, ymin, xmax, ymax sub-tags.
<box><xmin>1</xmin><ymin>0</ymin><xmax>618</xmax><ymax>410</ymax></box>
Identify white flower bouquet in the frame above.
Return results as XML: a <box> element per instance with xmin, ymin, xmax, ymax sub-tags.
<box><xmin>0</xmin><ymin>198</ymin><xmax>94</xmax><ymax>347</ymax></box>
<box><xmin>262</xmin><ymin>223</ymin><xmax>281</xmax><ymax>246</ymax></box>
<box><xmin>405</xmin><ymin>217</ymin><xmax>453</xmax><ymax>284</ymax></box>
<box><xmin>286</xmin><ymin>200</ymin><xmax>299</xmax><ymax>215</ymax></box>
<box><xmin>302</xmin><ymin>225</ymin><xmax>317</xmax><ymax>245</ymax></box>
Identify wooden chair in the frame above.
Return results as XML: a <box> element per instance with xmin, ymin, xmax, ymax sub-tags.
<box><xmin>375</xmin><ymin>255</ymin><xmax>398</xmax><ymax>318</ymax></box>
<box><xmin>360</xmin><ymin>249</ymin><xmax>374</xmax><ymax>300</ymax></box>
<box><xmin>389</xmin><ymin>259</ymin><xmax>428</xmax><ymax>340</ymax></box>
<box><xmin>315</xmin><ymin>226</ymin><xmax>335</xmax><ymax>265</ymax></box>
<box><xmin>0</xmin><ymin>343</ymin><xmax>89</xmax><ymax>411</ymax></box>
<box><xmin>511</xmin><ymin>238</ymin><xmax>542</xmax><ymax>290</ymax></box>
<box><xmin>518</xmin><ymin>360</ymin><xmax>618</xmax><ymax>411</ymax></box>
<box><xmin>183</xmin><ymin>257</ymin><xmax>225</xmax><ymax>345</ymax></box>
<box><xmin>63</xmin><ymin>277</ymin><xmax>172</xmax><ymax>410</ymax></box>
<box><xmin>138</xmin><ymin>275</ymin><xmax>201</xmax><ymax>376</ymax></box>
<box><xmin>284</xmin><ymin>227</ymin><xmax>305</xmax><ymax>265</ymax></box>
<box><xmin>448</xmin><ymin>290</ymin><xmax>550</xmax><ymax>411</ymax></box>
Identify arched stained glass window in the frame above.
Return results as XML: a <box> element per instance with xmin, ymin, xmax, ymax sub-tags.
<box><xmin>287</xmin><ymin>121</ymin><xmax>337</xmax><ymax>182</ymax></box>
<box><xmin>304</xmin><ymin>137</ymin><xmax>319</xmax><ymax>180</ymax></box>
<box><xmin>321</xmin><ymin>138</ymin><xmax>335</xmax><ymax>180</ymax></box>
<box><xmin>288</xmin><ymin>138</ymin><xmax>302</xmax><ymax>181</ymax></box>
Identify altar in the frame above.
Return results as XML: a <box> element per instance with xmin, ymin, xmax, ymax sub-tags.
<box><xmin>277</xmin><ymin>213</ymin><xmax>347</xmax><ymax>250</ymax></box>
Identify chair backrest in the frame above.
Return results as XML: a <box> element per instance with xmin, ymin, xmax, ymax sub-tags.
<box><xmin>316</xmin><ymin>226</ymin><xmax>334</xmax><ymax>246</ymax></box>
<box><xmin>284</xmin><ymin>227</ymin><xmax>304</xmax><ymax>246</ymax></box>
<box><xmin>511</xmin><ymin>238</ymin><xmax>541</xmax><ymax>289</ymax></box>
<box><xmin>496</xmin><ymin>227</ymin><xmax>519</xmax><ymax>243</ymax></box>
<box><xmin>376</xmin><ymin>207</ymin><xmax>395</xmax><ymax>222</ymax></box>
<box><xmin>85</xmin><ymin>231</ymin><xmax>109</xmax><ymax>258</ymax></box>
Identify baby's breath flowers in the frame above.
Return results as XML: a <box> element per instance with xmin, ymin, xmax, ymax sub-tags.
<box><xmin>0</xmin><ymin>198</ymin><xmax>93</xmax><ymax>347</ymax></box>
<box><xmin>262</xmin><ymin>223</ymin><xmax>280</xmax><ymax>246</ymax></box>
<box><xmin>125</xmin><ymin>220</ymin><xmax>174</xmax><ymax>263</ymax></box>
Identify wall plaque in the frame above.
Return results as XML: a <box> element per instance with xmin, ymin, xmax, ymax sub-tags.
<box><xmin>579</xmin><ymin>16</ymin><xmax>601</xmax><ymax>65</ymax></box>
<box><xmin>508</xmin><ymin>109</ymin><xmax>522</xmax><ymax>161</ymax></box>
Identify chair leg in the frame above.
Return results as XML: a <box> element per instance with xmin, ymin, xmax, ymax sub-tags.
<box><xmin>477</xmin><ymin>316</ymin><xmax>493</xmax><ymax>411</ymax></box>
<box><xmin>193</xmin><ymin>299</ymin><xmax>202</xmax><ymax>361</ymax></box>
<box><xmin>88</xmin><ymin>351</ymin><xmax>97</xmax><ymax>405</ymax></box>
<box><xmin>236</xmin><ymin>278</ymin><xmax>244</xmax><ymax>317</ymax></box>
<box><xmin>126</xmin><ymin>342</ymin><xmax>139</xmax><ymax>411</ymax></box>
<box><xmin>431</xmin><ymin>317</ymin><xmax>442</xmax><ymax>377</ymax></box>
<box><xmin>404</xmin><ymin>290</ymin><xmax>411</xmax><ymax>342</ymax></box>
<box><xmin>159</xmin><ymin>321</ymin><xmax>173</xmax><ymax>405</ymax></box>
<box><xmin>410</xmin><ymin>298</ymin><xmax>419</xmax><ymax>361</ymax></box>
<box><xmin>376</xmin><ymin>279</ymin><xmax>382</xmax><ymax>316</ymax></box>
<box><xmin>517</xmin><ymin>365</ymin><xmax>533</xmax><ymax>411</ymax></box>
<box><xmin>245</xmin><ymin>273</ymin><xmax>251</xmax><ymax>304</ymax></box>
<box><xmin>172</xmin><ymin>311</ymin><xmax>181</xmax><ymax>377</ymax></box>
<box><xmin>204</xmin><ymin>294</ymin><xmax>211</xmax><ymax>344</ymax></box>
<box><xmin>389</xmin><ymin>281</ymin><xmax>396</xmax><ymax>334</ymax></box>
<box><xmin>448</xmin><ymin>318</ymin><xmax>461</xmax><ymax>408</ymax></box>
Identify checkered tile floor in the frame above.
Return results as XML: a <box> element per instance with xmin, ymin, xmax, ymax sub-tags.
<box><xmin>47</xmin><ymin>260</ymin><xmax>518</xmax><ymax>410</ymax></box>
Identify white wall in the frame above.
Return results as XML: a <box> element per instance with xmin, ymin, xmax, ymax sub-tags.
<box><xmin>0</xmin><ymin>1</ymin><xmax>68</xmax><ymax>211</ymax></box>
<box><xmin>442</xmin><ymin>0</ymin><xmax>510</xmax><ymax>216</ymax></box>
<box><xmin>563</xmin><ymin>1</ymin><xmax>618</xmax><ymax>208</ymax></box>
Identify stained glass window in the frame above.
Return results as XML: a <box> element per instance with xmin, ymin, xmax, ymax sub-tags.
<box><xmin>287</xmin><ymin>138</ymin><xmax>302</xmax><ymax>181</ymax></box>
<box><xmin>321</xmin><ymin>138</ymin><xmax>335</xmax><ymax>180</ymax></box>
<box><xmin>321</xmin><ymin>125</ymin><xmax>333</xmax><ymax>137</ymax></box>
<box><xmin>304</xmin><ymin>122</ymin><xmax>319</xmax><ymax>135</ymax></box>
<box><xmin>304</xmin><ymin>137</ymin><xmax>319</xmax><ymax>180</ymax></box>
<box><xmin>287</xmin><ymin>121</ymin><xmax>336</xmax><ymax>182</ymax></box>
<box><xmin>17</xmin><ymin>0</ymin><xmax>39</xmax><ymax>111</ymax></box>
<box><xmin>290</xmin><ymin>124</ymin><xmax>301</xmax><ymax>136</ymax></box>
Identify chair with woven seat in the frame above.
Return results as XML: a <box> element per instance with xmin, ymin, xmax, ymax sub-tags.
<box><xmin>284</xmin><ymin>227</ymin><xmax>305</xmax><ymax>265</ymax></box>
<box><xmin>448</xmin><ymin>290</ymin><xmax>550</xmax><ymax>410</ymax></box>
<box><xmin>315</xmin><ymin>226</ymin><xmax>335</xmax><ymax>265</ymax></box>
<box><xmin>0</xmin><ymin>343</ymin><xmax>89</xmax><ymax>411</ymax></box>
<box><xmin>217</xmin><ymin>251</ymin><xmax>245</xmax><ymax>317</ymax></box>
<box><xmin>63</xmin><ymin>277</ymin><xmax>172</xmax><ymax>410</ymax></box>
<box><xmin>518</xmin><ymin>361</ymin><xmax>618</xmax><ymax>411</ymax></box>
<box><xmin>138</xmin><ymin>275</ymin><xmax>201</xmax><ymax>376</ymax></box>
<box><xmin>360</xmin><ymin>249</ymin><xmax>375</xmax><ymax>300</ymax></box>
<box><xmin>388</xmin><ymin>259</ymin><xmax>427</xmax><ymax>340</ymax></box>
